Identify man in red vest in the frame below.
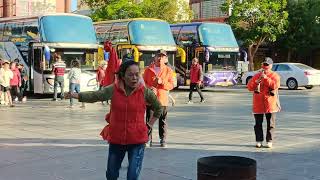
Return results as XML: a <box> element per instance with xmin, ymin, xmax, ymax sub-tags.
<box><xmin>188</xmin><ymin>57</ymin><xmax>205</xmax><ymax>104</ymax></box>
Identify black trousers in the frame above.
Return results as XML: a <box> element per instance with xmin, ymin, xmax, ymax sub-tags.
<box><xmin>189</xmin><ymin>83</ymin><xmax>204</xmax><ymax>101</ymax></box>
<box><xmin>146</xmin><ymin>106</ymin><xmax>168</xmax><ymax>142</ymax></box>
<box><xmin>254</xmin><ymin>113</ymin><xmax>276</xmax><ymax>142</ymax></box>
<box><xmin>10</xmin><ymin>85</ymin><xmax>21</xmax><ymax>101</ymax></box>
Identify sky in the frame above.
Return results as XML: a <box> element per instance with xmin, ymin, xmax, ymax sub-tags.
<box><xmin>71</xmin><ymin>0</ymin><xmax>78</xmax><ymax>12</ymax></box>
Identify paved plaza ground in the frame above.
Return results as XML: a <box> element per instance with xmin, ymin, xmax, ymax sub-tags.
<box><xmin>0</xmin><ymin>86</ymin><xmax>320</xmax><ymax>180</ymax></box>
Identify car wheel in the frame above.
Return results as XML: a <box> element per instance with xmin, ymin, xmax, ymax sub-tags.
<box><xmin>246</xmin><ymin>76</ymin><xmax>252</xmax><ymax>85</ymax></box>
<box><xmin>286</xmin><ymin>78</ymin><xmax>298</xmax><ymax>90</ymax></box>
<box><xmin>305</xmin><ymin>85</ymin><xmax>313</xmax><ymax>89</ymax></box>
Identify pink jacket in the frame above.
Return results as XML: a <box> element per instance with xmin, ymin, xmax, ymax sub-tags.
<box><xmin>10</xmin><ymin>68</ymin><xmax>21</xmax><ymax>86</ymax></box>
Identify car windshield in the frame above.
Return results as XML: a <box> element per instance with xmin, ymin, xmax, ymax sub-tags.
<box><xmin>294</xmin><ymin>64</ymin><xmax>315</xmax><ymax>70</ymax></box>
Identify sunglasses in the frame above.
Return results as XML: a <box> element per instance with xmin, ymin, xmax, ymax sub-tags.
<box><xmin>263</xmin><ymin>63</ymin><xmax>270</xmax><ymax>66</ymax></box>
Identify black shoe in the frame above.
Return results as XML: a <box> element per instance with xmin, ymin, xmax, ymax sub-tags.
<box><xmin>160</xmin><ymin>139</ymin><xmax>167</xmax><ymax>148</ymax></box>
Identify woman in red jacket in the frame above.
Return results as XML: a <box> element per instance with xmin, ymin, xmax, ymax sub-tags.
<box><xmin>69</xmin><ymin>60</ymin><xmax>162</xmax><ymax>180</ymax></box>
<box><xmin>247</xmin><ymin>57</ymin><xmax>281</xmax><ymax>148</ymax></box>
<box><xmin>188</xmin><ymin>58</ymin><xmax>205</xmax><ymax>104</ymax></box>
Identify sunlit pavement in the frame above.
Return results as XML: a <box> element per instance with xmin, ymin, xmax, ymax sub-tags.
<box><xmin>0</xmin><ymin>86</ymin><xmax>319</xmax><ymax>180</ymax></box>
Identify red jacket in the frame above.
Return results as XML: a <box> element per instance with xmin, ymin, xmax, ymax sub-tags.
<box><xmin>106</xmin><ymin>81</ymin><xmax>148</xmax><ymax>145</ymax></box>
<box><xmin>143</xmin><ymin>63</ymin><xmax>174</xmax><ymax>106</ymax></box>
<box><xmin>190</xmin><ymin>64</ymin><xmax>203</xmax><ymax>83</ymax></box>
<box><xmin>247</xmin><ymin>70</ymin><xmax>281</xmax><ymax>113</ymax></box>
<box><xmin>10</xmin><ymin>68</ymin><xmax>21</xmax><ymax>86</ymax></box>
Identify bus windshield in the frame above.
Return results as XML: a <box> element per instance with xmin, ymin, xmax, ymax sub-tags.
<box><xmin>199</xmin><ymin>23</ymin><xmax>238</xmax><ymax>48</ymax></box>
<box><xmin>208</xmin><ymin>52</ymin><xmax>237</xmax><ymax>71</ymax></box>
<box><xmin>129</xmin><ymin>21</ymin><xmax>176</xmax><ymax>46</ymax></box>
<box><xmin>139</xmin><ymin>51</ymin><xmax>175</xmax><ymax>67</ymax></box>
<box><xmin>40</xmin><ymin>15</ymin><xmax>97</xmax><ymax>44</ymax></box>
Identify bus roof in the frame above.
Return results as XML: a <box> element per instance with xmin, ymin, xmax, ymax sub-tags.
<box><xmin>170</xmin><ymin>22</ymin><xmax>229</xmax><ymax>27</ymax></box>
<box><xmin>0</xmin><ymin>13</ymin><xmax>91</xmax><ymax>23</ymax></box>
<box><xmin>93</xmin><ymin>18</ymin><xmax>166</xmax><ymax>24</ymax></box>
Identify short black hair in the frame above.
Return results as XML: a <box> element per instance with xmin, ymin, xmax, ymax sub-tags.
<box><xmin>117</xmin><ymin>60</ymin><xmax>139</xmax><ymax>79</ymax></box>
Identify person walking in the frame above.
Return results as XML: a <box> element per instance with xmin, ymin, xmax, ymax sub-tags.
<box><xmin>143</xmin><ymin>49</ymin><xmax>174</xmax><ymax>147</ymax></box>
<box><xmin>188</xmin><ymin>57</ymin><xmax>205</xmax><ymax>104</ymax></box>
<box><xmin>68</xmin><ymin>60</ymin><xmax>162</xmax><ymax>180</ymax></box>
<box><xmin>247</xmin><ymin>57</ymin><xmax>281</xmax><ymax>148</ymax></box>
<box><xmin>52</xmin><ymin>54</ymin><xmax>66</xmax><ymax>101</ymax></box>
<box><xmin>18</xmin><ymin>63</ymin><xmax>28</xmax><ymax>102</ymax></box>
<box><xmin>0</xmin><ymin>60</ymin><xmax>14</xmax><ymax>107</ymax></box>
<box><xmin>68</xmin><ymin>60</ymin><xmax>84</xmax><ymax>108</ymax></box>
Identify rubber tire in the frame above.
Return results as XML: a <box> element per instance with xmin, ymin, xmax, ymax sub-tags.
<box><xmin>305</xmin><ymin>85</ymin><xmax>313</xmax><ymax>89</ymax></box>
<box><xmin>246</xmin><ymin>76</ymin><xmax>252</xmax><ymax>85</ymax></box>
<box><xmin>286</xmin><ymin>78</ymin><xmax>298</xmax><ymax>90</ymax></box>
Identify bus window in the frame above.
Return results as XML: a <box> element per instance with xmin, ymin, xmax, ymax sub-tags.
<box><xmin>33</xmin><ymin>48</ymin><xmax>43</xmax><ymax>73</ymax></box>
<box><xmin>178</xmin><ymin>25</ymin><xmax>198</xmax><ymax>46</ymax></box>
<box><xmin>170</xmin><ymin>26</ymin><xmax>182</xmax><ymax>44</ymax></box>
<box><xmin>109</xmin><ymin>22</ymin><xmax>129</xmax><ymax>44</ymax></box>
<box><xmin>0</xmin><ymin>23</ymin><xmax>4</xmax><ymax>40</ymax></box>
<box><xmin>95</xmin><ymin>23</ymin><xmax>112</xmax><ymax>43</ymax></box>
<box><xmin>23</xmin><ymin>20</ymin><xmax>39</xmax><ymax>41</ymax></box>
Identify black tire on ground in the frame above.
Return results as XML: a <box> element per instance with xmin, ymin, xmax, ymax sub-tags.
<box><xmin>197</xmin><ymin>156</ymin><xmax>256</xmax><ymax>180</ymax></box>
<box><xmin>305</xmin><ymin>85</ymin><xmax>313</xmax><ymax>89</ymax></box>
<box><xmin>286</xmin><ymin>78</ymin><xmax>298</xmax><ymax>90</ymax></box>
<box><xmin>246</xmin><ymin>76</ymin><xmax>252</xmax><ymax>85</ymax></box>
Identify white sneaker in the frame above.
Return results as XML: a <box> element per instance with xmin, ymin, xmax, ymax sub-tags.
<box><xmin>187</xmin><ymin>101</ymin><xmax>193</xmax><ymax>104</ymax></box>
<box><xmin>266</xmin><ymin>142</ymin><xmax>273</xmax><ymax>148</ymax></box>
<box><xmin>256</xmin><ymin>142</ymin><xmax>262</xmax><ymax>148</ymax></box>
<box><xmin>14</xmin><ymin>97</ymin><xmax>18</xmax><ymax>102</ymax></box>
<box><xmin>22</xmin><ymin>97</ymin><xmax>27</xmax><ymax>102</ymax></box>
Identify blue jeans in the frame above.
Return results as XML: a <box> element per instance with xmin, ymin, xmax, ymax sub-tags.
<box><xmin>106</xmin><ymin>144</ymin><xmax>145</xmax><ymax>180</ymax></box>
<box><xmin>69</xmin><ymin>83</ymin><xmax>80</xmax><ymax>106</ymax></box>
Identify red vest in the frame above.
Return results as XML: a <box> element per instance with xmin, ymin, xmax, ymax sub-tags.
<box><xmin>107</xmin><ymin>82</ymin><xmax>148</xmax><ymax>145</ymax></box>
<box><xmin>190</xmin><ymin>64</ymin><xmax>201</xmax><ymax>83</ymax></box>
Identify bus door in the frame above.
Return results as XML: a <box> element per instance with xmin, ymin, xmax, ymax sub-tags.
<box><xmin>31</xmin><ymin>46</ymin><xmax>44</xmax><ymax>94</ymax></box>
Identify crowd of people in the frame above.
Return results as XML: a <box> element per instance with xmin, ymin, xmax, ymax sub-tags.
<box><xmin>1</xmin><ymin>50</ymin><xmax>281</xmax><ymax>180</ymax></box>
<box><xmin>0</xmin><ymin>58</ymin><xmax>28</xmax><ymax>107</ymax></box>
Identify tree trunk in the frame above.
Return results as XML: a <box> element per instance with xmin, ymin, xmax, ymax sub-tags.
<box><xmin>248</xmin><ymin>45</ymin><xmax>254</xmax><ymax>71</ymax></box>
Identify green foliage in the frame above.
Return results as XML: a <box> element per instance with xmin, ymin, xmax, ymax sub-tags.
<box><xmin>279</xmin><ymin>0</ymin><xmax>320</xmax><ymax>54</ymax></box>
<box><xmin>83</xmin><ymin>0</ymin><xmax>192</xmax><ymax>23</ymax></box>
<box><xmin>222</xmin><ymin>0</ymin><xmax>289</xmax><ymax>46</ymax></box>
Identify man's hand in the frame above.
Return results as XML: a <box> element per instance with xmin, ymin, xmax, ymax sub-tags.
<box><xmin>146</xmin><ymin>122</ymin><xmax>153</xmax><ymax>136</ymax></box>
<box><xmin>156</xmin><ymin>77</ymin><xmax>163</xmax><ymax>85</ymax></box>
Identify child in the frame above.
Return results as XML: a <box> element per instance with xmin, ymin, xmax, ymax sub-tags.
<box><xmin>0</xmin><ymin>60</ymin><xmax>14</xmax><ymax>107</ymax></box>
<box><xmin>68</xmin><ymin>60</ymin><xmax>85</xmax><ymax>108</ymax></box>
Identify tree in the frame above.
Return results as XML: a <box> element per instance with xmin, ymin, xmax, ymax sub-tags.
<box><xmin>222</xmin><ymin>0</ymin><xmax>288</xmax><ymax>70</ymax></box>
<box><xmin>83</xmin><ymin>0</ymin><xmax>192</xmax><ymax>23</ymax></box>
<box><xmin>278</xmin><ymin>0</ymin><xmax>320</xmax><ymax>62</ymax></box>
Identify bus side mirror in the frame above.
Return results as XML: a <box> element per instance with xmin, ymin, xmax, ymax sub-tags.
<box><xmin>132</xmin><ymin>47</ymin><xmax>140</xmax><ymax>62</ymax></box>
<box><xmin>177</xmin><ymin>47</ymin><xmax>186</xmax><ymax>63</ymax></box>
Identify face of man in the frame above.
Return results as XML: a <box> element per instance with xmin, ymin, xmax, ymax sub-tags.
<box><xmin>3</xmin><ymin>63</ymin><xmax>9</xmax><ymax>69</ymax></box>
<box><xmin>155</xmin><ymin>54</ymin><xmax>166</xmax><ymax>67</ymax></box>
<box><xmin>192</xmin><ymin>58</ymin><xmax>198</xmax><ymax>65</ymax></box>
<box><xmin>261</xmin><ymin>63</ymin><xmax>273</xmax><ymax>71</ymax></box>
<box><xmin>124</xmin><ymin>65</ymin><xmax>140</xmax><ymax>89</ymax></box>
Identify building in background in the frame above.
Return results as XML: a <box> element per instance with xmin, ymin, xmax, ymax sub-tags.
<box><xmin>0</xmin><ymin>0</ymin><xmax>72</xmax><ymax>18</ymax></box>
<box><xmin>190</xmin><ymin>0</ymin><xmax>228</xmax><ymax>22</ymax></box>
